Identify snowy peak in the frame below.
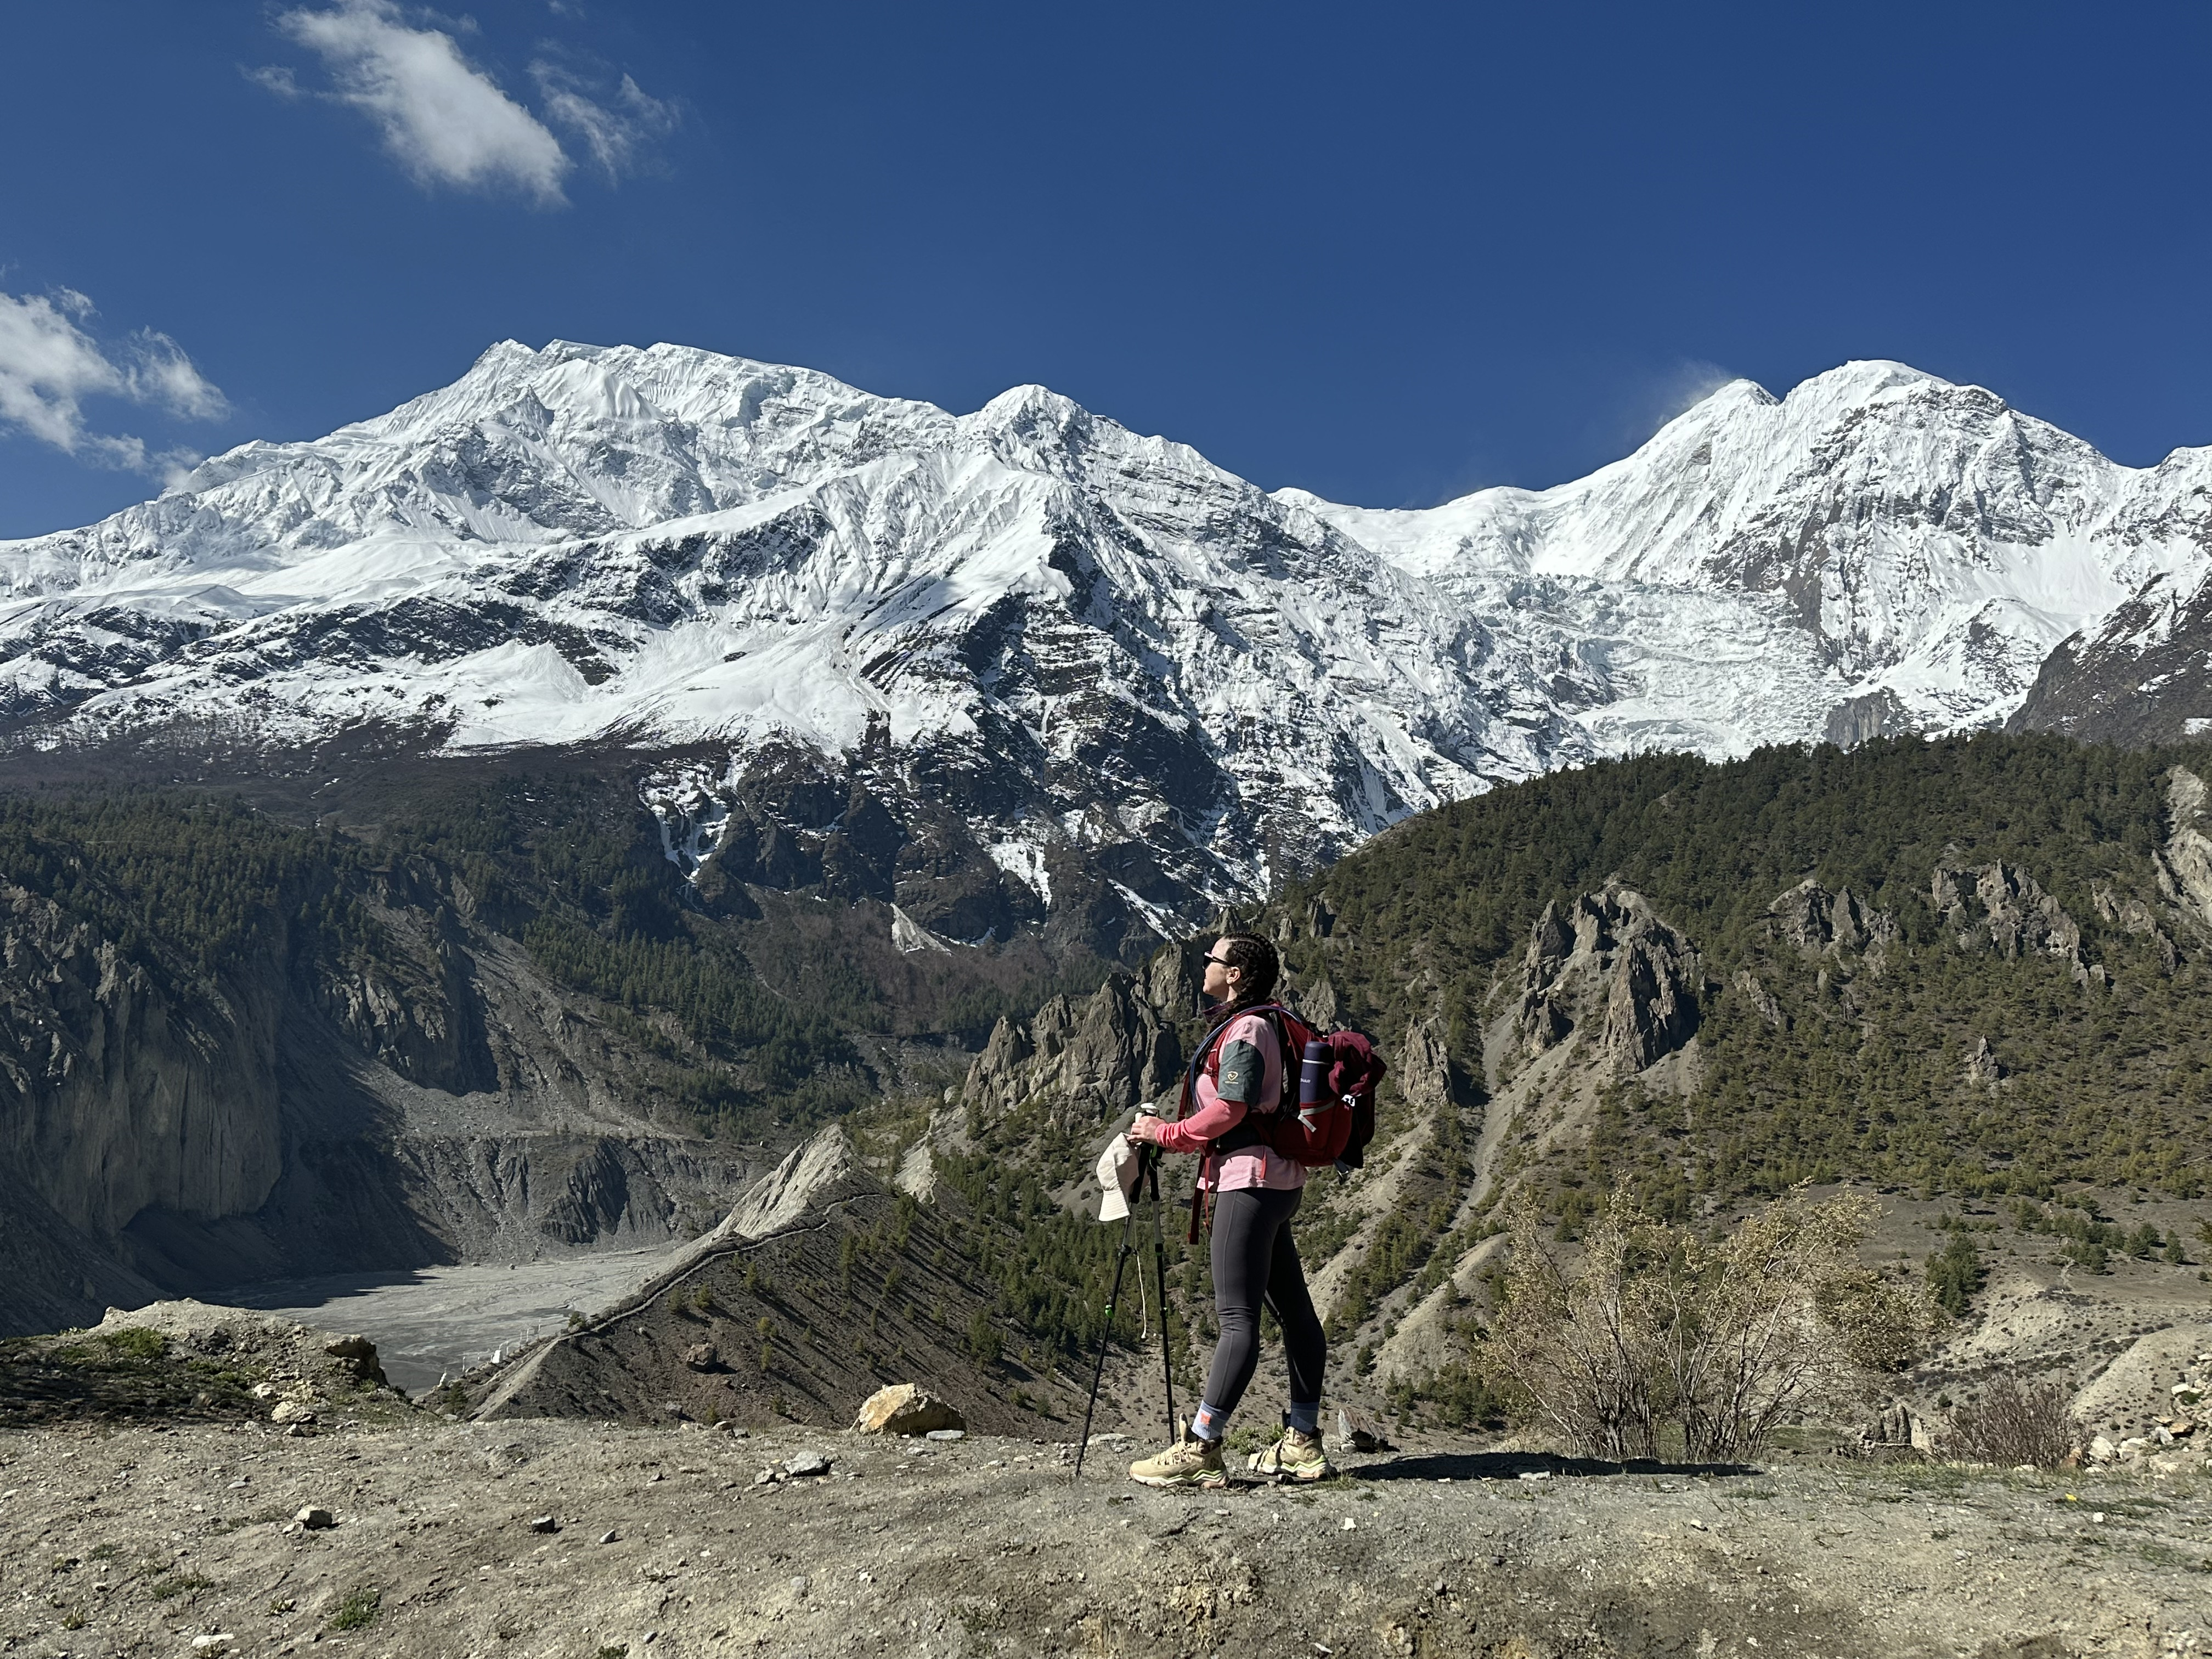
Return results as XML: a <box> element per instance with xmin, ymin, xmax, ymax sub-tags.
<box><xmin>5</xmin><ymin>340</ymin><xmax>2212</xmax><ymax>949</ymax></box>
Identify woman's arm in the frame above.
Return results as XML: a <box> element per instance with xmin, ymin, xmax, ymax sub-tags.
<box><xmin>1138</xmin><ymin>1015</ymin><xmax>1270</xmax><ymax>1152</ymax></box>
<box><xmin>1149</xmin><ymin>1085</ymin><xmax>1243</xmax><ymax>1152</ymax></box>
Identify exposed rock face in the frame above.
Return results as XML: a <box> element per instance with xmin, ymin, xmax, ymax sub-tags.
<box><xmin>1139</xmin><ymin>944</ymin><xmax>1201</xmax><ymax>1022</ymax></box>
<box><xmin>1767</xmin><ymin>878</ymin><xmax>1897</xmax><ymax>956</ymax></box>
<box><xmin>718</xmin><ymin>1128</ymin><xmax>864</xmax><ymax>1242</ymax></box>
<box><xmin>2153</xmin><ymin>766</ymin><xmax>2212</xmax><ymax>931</ymax></box>
<box><xmin>961</xmin><ymin>970</ymin><xmax>1182</xmax><ymax>1120</ymax></box>
<box><xmin>1963</xmin><ymin>1036</ymin><xmax>2007</xmax><ymax>1090</ymax></box>
<box><xmin>1929</xmin><ymin>857</ymin><xmax>2103</xmax><ymax>986</ymax></box>
<box><xmin>1392</xmin><ymin>1020</ymin><xmax>1465</xmax><ymax>1115</ymax></box>
<box><xmin>1287</xmin><ymin>972</ymin><xmax>1341</xmax><ymax>1029</ymax></box>
<box><xmin>2090</xmin><ymin>881</ymin><xmax>2180</xmax><ymax>973</ymax></box>
<box><xmin>1508</xmin><ymin>887</ymin><xmax>1703</xmax><ymax>1078</ymax></box>
<box><xmin>1733</xmin><ymin>969</ymin><xmax>1786</xmax><ymax>1032</ymax></box>
<box><xmin>0</xmin><ymin>860</ymin><xmax>757</xmax><ymax>1336</ymax></box>
<box><xmin>0</xmin><ymin>882</ymin><xmax>286</xmax><ymax>1244</ymax></box>
<box><xmin>1860</xmin><ymin>1401</ymin><xmax>1936</xmax><ymax>1453</ymax></box>
<box><xmin>2010</xmin><ymin>565</ymin><xmax>2212</xmax><ymax>745</ymax></box>
<box><xmin>313</xmin><ymin>906</ymin><xmax>498</xmax><ymax>1094</ymax></box>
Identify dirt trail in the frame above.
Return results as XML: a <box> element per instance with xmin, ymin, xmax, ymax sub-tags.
<box><xmin>3</xmin><ymin>1417</ymin><xmax>2206</xmax><ymax>1659</ymax></box>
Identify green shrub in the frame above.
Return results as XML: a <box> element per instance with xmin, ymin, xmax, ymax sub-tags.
<box><xmin>99</xmin><ymin>1328</ymin><xmax>166</xmax><ymax>1361</ymax></box>
<box><xmin>326</xmin><ymin>1587</ymin><xmax>381</xmax><ymax>1632</ymax></box>
<box><xmin>1925</xmin><ymin>1232</ymin><xmax>1985</xmax><ymax>1316</ymax></box>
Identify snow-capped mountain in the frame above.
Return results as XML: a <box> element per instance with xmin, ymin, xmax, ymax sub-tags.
<box><xmin>4</xmin><ymin>342</ymin><xmax>2208</xmax><ymax>950</ymax></box>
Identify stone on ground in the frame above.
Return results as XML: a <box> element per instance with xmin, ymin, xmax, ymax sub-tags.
<box><xmin>853</xmin><ymin>1383</ymin><xmax>964</xmax><ymax>1436</ymax></box>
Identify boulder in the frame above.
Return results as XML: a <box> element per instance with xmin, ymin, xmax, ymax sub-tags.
<box><xmin>269</xmin><ymin>1399</ymin><xmax>319</xmax><ymax>1425</ymax></box>
<box><xmin>682</xmin><ymin>1342</ymin><xmax>720</xmax><ymax>1372</ymax></box>
<box><xmin>322</xmin><ymin>1333</ymin><xmax>386</xmax><ymax>1385</ymax></box>
<box><xmin>854</xmin><ymin>1383</ymin><xmax>964</xmax><ymax>1436</ymax></box>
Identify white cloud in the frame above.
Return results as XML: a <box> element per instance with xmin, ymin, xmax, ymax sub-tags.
<box><xmin>0</xmin><ymin>290</ymin><xmax>228</xmax><ymax>482</ymax></box>
<box><xmin>269</xmin><ymin>1</ymin><xmax>572</xmax><ymax>206</ymax></box>
<box><xmin>531</xmin><ymin>61</ymin><xmax>677</xmax><ymax>180</ymax></box>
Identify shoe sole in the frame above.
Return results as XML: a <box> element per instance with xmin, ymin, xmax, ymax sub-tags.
<box><xmin>1129</xmin><ymin>1469</ymin><xmax>1227</xmax><ymax>1489</ymax></box>
<box><xmin>1254</xmin><ymin>1460</ymin><xmax>1333</xmax><ymax>1483</ymax></box>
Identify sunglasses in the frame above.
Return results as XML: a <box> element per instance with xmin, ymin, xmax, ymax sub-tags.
<box><xmin>1204</xmin><ymin>951</ymin><xmax>1236</xmax><ymax>966</ymax></box>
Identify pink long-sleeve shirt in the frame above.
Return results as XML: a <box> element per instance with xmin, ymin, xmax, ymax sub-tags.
<box><xmin>1153</xmin><ymin>1010</ymin><xmax>1306</xmax><ymax>1192</ymax></box>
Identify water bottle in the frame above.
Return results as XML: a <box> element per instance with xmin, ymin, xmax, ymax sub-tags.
<box><xmin>1297</xmin><ymin>1039</ymin><xmax>1330</xmax><ymax>1121</ymax></box>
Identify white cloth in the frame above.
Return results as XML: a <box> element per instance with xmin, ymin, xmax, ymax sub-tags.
<box><xmin>1095</xmin><ymin>1132</ymin><xmax>1142</xmax><ymax>1222</ymax></box>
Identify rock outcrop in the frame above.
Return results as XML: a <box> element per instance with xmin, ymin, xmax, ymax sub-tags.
<box><xmin>1929</xmin><ymin>857</ymin><xmax>2103</xmax><ymax>986</ymax></box>
<box><xmin>2153</xmin><ymin>766</ymin><xmax>2212</xmax><ymax>932</ymax></box>
<box><xmin>2090</xmin><ymin>881</ymin><xmax>2179</xmax><ymax>973</ymax></box>
<box><xmin>961</xmin><ymin>968</ymin><xmax>1183</xmax><ymax>1121</ymax></box>
<box><xmin>0</xmin><ymin>849</ymin><xmax>757</xmax><ymax>1336</ymax></box>
<box><xmin>1766</xmin><ymin>878</ymin><xmax>1897</xmax><ymax>956</ymax></box>
<box><xmin>1507</xmin><ymin>887</ymin><xmax>1703</xmax><ymax>1078</ymax></box>
<box><xmin>1963</xmin><ymin>1036</ymin><xmax>2007</xmax><ymax>1090</ymax></box>
<box><xmin>0</xmin><ymin>880</ymin><xmax>287</xmax><ymax>1251</ymax></box>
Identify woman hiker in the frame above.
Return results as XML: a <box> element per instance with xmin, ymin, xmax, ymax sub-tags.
<box><xmin>1124</xmin><ymin>932</ymin><xmax>1331</xmax><ymax>1488</ymax></box>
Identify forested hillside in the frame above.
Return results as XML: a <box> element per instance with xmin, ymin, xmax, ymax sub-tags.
<box><xmin>944</xmin><ymin>732</ymin><xmax>2212</xmax><ymax>1429</ymax></box>
<box><xmin>1277</xmin><ymin>732</ymin><xmax>2212</xmax><ymax>1205</ymax></box>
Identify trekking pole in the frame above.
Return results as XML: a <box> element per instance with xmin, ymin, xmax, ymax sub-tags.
<box><xmin>1145</xmin><ymin>1150</ymin><xmax>1178</xmax><ymax>1448</ymax></box>
<box><xmin>1071</xmin><ymin>1142</ymin><xmax>1152</xmax><ymax>1483</ymax></box>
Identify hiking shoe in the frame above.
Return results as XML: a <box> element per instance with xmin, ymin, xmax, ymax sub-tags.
<box><xmin>1129</xmin><ymin>1432</ymin><xmax>1227</xmax><ymax>1489</ymax></box>
<box><xmin>1250</xmin><ymin>1425</ymin><xmax>1334</xmax><ymax>1482</ymax></box>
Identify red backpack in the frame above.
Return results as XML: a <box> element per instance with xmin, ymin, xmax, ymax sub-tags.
<box><xmin>1179</xmin><ymin>1002</ymin><xmax>1386</xmax><ymax>1173</ymax></box>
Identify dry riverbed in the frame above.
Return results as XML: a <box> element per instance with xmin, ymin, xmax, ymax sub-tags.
<box><xmin>2</xmin><ymin>1415</ymin><xmax>2208</xmax><ymax>1659</ymax></box>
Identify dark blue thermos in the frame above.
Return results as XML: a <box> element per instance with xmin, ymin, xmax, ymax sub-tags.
<box><xmin>1297</xmin><ymin>1039</ymin><xmax>1330</xmax><ymax>1110</ymax></box>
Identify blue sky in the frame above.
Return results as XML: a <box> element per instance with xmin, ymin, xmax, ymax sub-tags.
<box><xmin>2</xmin><ymin>0</ymin><xmax>2208</xmax><ymax>539</ymax></box>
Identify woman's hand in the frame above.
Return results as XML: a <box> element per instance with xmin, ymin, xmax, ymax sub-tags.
<box><xmin>1127</xmin><ymin>1113</ymin><xmax>1166</xmax><ymax>1145</ymax></box>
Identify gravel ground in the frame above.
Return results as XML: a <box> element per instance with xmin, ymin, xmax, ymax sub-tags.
<box><xmin>2</xmin><ymin>1417</ymin><xmax>2207</xmax><ymax>1659</ymax></box>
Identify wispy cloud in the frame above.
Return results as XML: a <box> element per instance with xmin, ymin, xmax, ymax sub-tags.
<box><xmin>264</xmin><ymin>1</ymin><xmax>573</xmax><ymax>206</ymax></box>
<box><xmin>255</xmin><ymin>2</ymin><xmax>676</xmax><ymax>205</ymax></box>
<box><xmin>531</xmin><ymin>59</ymin><xmax>678</xmax><ymax>181</ymax></box>
<box><xmin>0</xmin><ymin>290</ymin><xmax>228</xmax><ymax>482</ymax></box>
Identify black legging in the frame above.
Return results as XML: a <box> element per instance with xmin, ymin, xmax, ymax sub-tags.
<box><xmin>1201</xmin><ymin>1185</ymin><xmax>1326</xmax><ymax>1419</ymax></box>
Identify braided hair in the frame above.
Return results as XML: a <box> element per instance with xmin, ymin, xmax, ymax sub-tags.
<box><xmin>1211</xmin><ymin>931</ymin><xmax>1280</xmax><ymax>1019</ymax></box>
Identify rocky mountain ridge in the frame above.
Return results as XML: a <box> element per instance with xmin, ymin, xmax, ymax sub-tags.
<box><xmin>8</xmin><ymin>342</ymin><xmax>2212</xmax><ymax>950</ymax></box>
